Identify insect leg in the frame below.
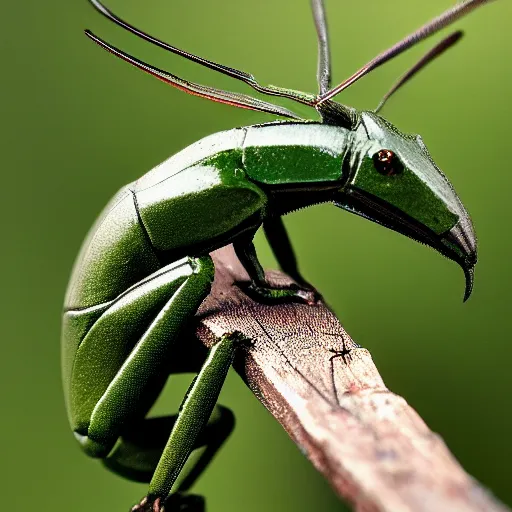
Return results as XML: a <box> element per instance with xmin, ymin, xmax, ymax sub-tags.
<box><xmin>68</xmin><ymin>254</ymin><xmax>242</xmax><ymax>510</ymax></box>
<box><xmin>68</xmin><ymin>255</ymin><xmax>241</xmax><ymax>507</ymax></box>
<box><xmin>233</xmin><ymin>230</ymin><xmax>267</xmax><ymax>287</ymax></box>
<box><xmin>146</xmin><ymin>333</ymin><xmax>240</xmax><ymax>501</ymax></box>
<box><xmin>234</xmin><ymin>229</ymin><xmax>319</xmax><ymax>304</ymax></box>
<box><xmin>263</xmin><ymin>216</ymin><xmax>310</xmax><ymax>287</ymax></box>
<box><xmin>103</xmin><ymin>405</ymin><xmax>234</xmax><ymax>488</ymax></box>
<box><xmin>71</xmin><ymin>256</ymin><xmax>215</xmax><ymax>458</ymax></box>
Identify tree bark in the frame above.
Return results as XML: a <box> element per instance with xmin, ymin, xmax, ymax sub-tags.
<box><xmin>193</xmin><ymin>245</ymin><xmax>508</xmax><ymax>512</ymax></box>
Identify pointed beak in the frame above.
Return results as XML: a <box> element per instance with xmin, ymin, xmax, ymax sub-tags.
<box><xmin>444</xmin><ymin>219</ymin><xmax>477</xmax><ymax>301</ymax></box>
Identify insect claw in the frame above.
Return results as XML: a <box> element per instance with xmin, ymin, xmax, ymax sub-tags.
<box><xmin>162</xmin><ymin>494</ymin><xmax>205</xmax><ymax>512</ymax></box>
<box><xmin>131</xmin><ymin>496</ymin><xmax>150</xmax><ymax>512</ymax></box>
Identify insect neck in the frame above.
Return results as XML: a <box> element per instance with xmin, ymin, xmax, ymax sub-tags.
<box><xmin>242</xmin><ymin>121</ymin><xmax>356</xmax><ymax>216</ymax></box>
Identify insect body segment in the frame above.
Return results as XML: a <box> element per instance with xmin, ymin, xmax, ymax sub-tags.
<box><xmin>64</xmin><ymin>0</ymin><xmax>491</xmax><ymax>509</ymax></box>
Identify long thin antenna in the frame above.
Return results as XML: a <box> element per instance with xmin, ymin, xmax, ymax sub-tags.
<box><xmin>87</xmin><ymin>0</ymin><xmax>316</xmax><ymax>107</ymax></box>
<box><xmin>315</xmin><ymin>0</ymin><xmax>495</xmax><ymax>105</ymax></box>
<box><xmin>375</xmin><ymin>31</ymin><xmax>464</xmax><ymax>113</ymax></box>
<box><xmin>311</xmin><ymin>0</ymin><xmax>331</xmax><ymax>95</ymax></box>
<box><xmin>85</xmin><ymin>31</ymin><xmax>301</xmax><ymax>119</ymax></box>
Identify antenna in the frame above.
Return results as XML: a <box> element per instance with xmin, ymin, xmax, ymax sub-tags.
<box><xmin>86</xmin><ymin>0</ymin><xmax>316</xmax><ymax>111</ymax></box>
<box><xmin>311</xmin><ymin>0</ymin><xmax>332</xmax><ymax>95</ymax></box>
<box><xmin>315</xmin><ymin>0</ymin><xmax>495</xmax><ymax>105</ymax></box>
<box><xmin>375</xmin><ymin>31</ymin><xmax>463</xmax><ymax>113</ymax></box>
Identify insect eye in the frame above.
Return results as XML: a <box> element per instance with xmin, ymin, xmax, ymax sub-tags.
<box><xmin>372</xmin><ymin>149</ymin><xmax>404</xmax><ymax>176</ymax></box>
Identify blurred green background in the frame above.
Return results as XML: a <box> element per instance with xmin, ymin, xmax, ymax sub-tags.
<box><xmin>2</xmin><ymin>0</ymin><xmax>511</xmax><ymax>510</ymax></box>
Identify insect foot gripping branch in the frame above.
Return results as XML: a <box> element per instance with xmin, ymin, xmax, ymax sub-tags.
<box><xmin>63</xmin><ymin>0</ymin><xmax>493</xmax><ymax>509</ymax></box>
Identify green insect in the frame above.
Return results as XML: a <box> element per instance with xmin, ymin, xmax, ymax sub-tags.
<box><xmin>63</xmin><ymin>0</ymin><xmax>490</xmax><ymax>509</ymax></box>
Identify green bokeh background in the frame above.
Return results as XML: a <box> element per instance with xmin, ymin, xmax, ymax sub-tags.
<box><xmin>2</xmin><ymin>0</ymin><xmax>511</xmax><ymax>510</ymax></box>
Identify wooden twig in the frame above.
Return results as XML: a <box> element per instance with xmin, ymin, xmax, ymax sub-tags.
<box><xmin>195</xmin><ymin>245</ymin><xmax>509</xmax><ymax>512</ymax></box>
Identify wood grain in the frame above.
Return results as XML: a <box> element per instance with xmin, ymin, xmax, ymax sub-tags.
<box><xmin>194</xmin><ymin>245</ymin><xmax>508</xmax><ymax>512</ymax></box>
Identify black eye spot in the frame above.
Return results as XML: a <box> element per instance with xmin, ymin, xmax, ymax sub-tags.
<box><xmin>372</xmin><ymin>149</ymin><xmax>404</xmax><ymax>176</ymax></box>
